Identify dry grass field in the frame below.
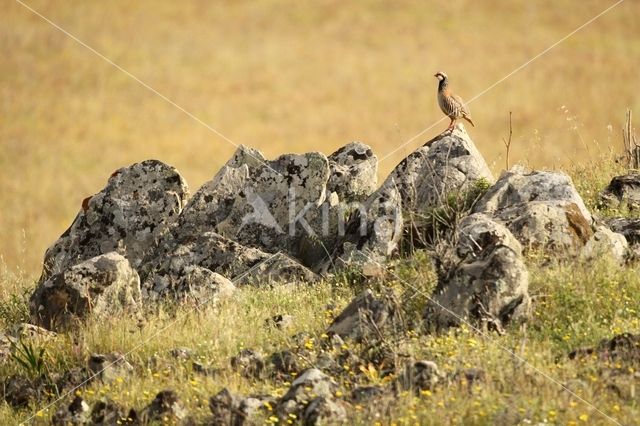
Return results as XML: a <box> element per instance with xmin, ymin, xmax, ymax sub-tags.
<box><xmin>1</xmin><ymin>1</ymin><xmax>640</xmax><ymax>424</ymax></box>
<box><xmin>1</xmin><ymin>0</ymin><xmax>639</xmax><ymax>274</ymax></box>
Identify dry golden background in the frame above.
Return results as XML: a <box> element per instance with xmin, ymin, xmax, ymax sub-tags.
<box><xmin>1</xmin><ymin>0</ymin><xmax>639</xmax><ymax>274</ymax></box>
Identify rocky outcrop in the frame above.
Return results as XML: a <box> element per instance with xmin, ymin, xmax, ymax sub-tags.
<box><xmin>425</xmin><ymin>214</ymin><xmax>530</xmax><ymax>332</ymax></box>
<box><xmin>30</xmin><ymin>252</ymin><xmax>141</xmax><ymax>330</ymax></box>
<box><xmin>39</xmin><ymin>160</ymin><xmax>189</xmax><ymax>284</ymax></box>
<box><xmin>474</xmin><ymin>167</ymin><xmax>593</xmax><ymax>254</ymax></box>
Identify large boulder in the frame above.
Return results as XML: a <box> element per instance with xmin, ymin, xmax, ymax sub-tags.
<box><xmin>425</xmin><ymin>214</ymin><xmax>530</xmax><ymax>332</ymax></box>
<box><xmin>387</xmin><ymin>125</ymin><xmax>493</xmax><ymax>213</ymax></box>
<box><xmin>39</xmin><ymin>160</ymin><xmax>189</xmax><ymax>284</ymax></box>
<box><xmin>30</xmin><ymin>252</ymin><xmax>141</xmax><ymax>330</ymax></box>
<box><xmin>177</xmin><ymin>145</ymin><xmax>330</xmax><ymax>257</ymax></box>
<box><xmin>474</xmin><ymin>167</ymin><xmax>593</xmax><ymax>254</ymax></box>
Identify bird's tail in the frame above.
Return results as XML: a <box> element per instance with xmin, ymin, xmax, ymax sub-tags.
<box><xmin>463</xmin><ymin>115</ymin><xmax>475</xmax><ymax>127</ymax></box>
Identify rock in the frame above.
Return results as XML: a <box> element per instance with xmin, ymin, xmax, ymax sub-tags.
<box><xmin>581</xmin><ymin>225</ymin><xmax>628</xmax><ymax>264</ymax></box>
<box><xmin>208</xmin><ymin>388</ymin><xmax>272</xmax><ymax>426</ymax></box>
<box><xmin>209</xmin><ymin>388</ymin><xmax>240</xmax><ymax>425</ymax></box>
<box><xmin>350</xmin><ymin>386</ymin><xmax>386</xmax><ymax>403</ymax></box>
<box><xmin>230</xmin><ymin>349</ymin><xmax>266</xmax><ymax>379</ymax></box>
<box><xmin>53</xmin><ymin>367</ymin><xmax>89</xmax><ymax>395</ymax></box>
<box><xmin>456</xmin><ymin>213</ymin><xmax>523</xmax><ymax>259</ymax></box>
<box><xmin>600</xmin><ymin>174</ymin><xmax>640</xmax><ymax>210</ymax></box>
<box><xmin>177</xmin><ymin>145</ymin><xmax>329</xmax><ymax>257</ymax></box>
<box><xmin>425</xmin><ymin>214</ymin><xmax>530</xmax><ymax>332</ymax></box>
<box><xmin>327</xmin><ymin>290</ymin><xmax>397</xmax><ymax>341</ymax></box>
<box><xmin>141</xmin><ymin>232</ymin><xmax>318</xmax><ymax>297</ymax></box>
<box><xmin>52</xmin><ymin>395</ymin><xmax>91</xmax><ymax>426</ymax></box>
<box><xmin>491</xmin><ymin>201</ymin><xmax>593</xmax><ymax>254</ymax></box>
<box><xmin>6</xmin><ymin>323</ymin><xmax>57</xmax><ymax>341</ymax></box>
<box><xmin>232</xmin><ymin>252</ymin><xmax>319</xmax><ymax>285</ymax></box>
<box><xmin>474</xmin><ymin>167</ymin><xmax>593</xmax><ymax>254</ymax></box>
<box><xmin>455</xmin><ymin>368</ymin><xmax>486</xmax><ymax>386</ymax></box>
<box><xmin>475</xmin><ymin>166</ymin><xmax>591</xmax><ymax>221</ymax></box>
<box><xmin>140</xmin><ymin>390</ymin><xmax>187</xmax><ymax>423</ymax></box>
<box><xmin>265</xmin><ymin>314</ymin><xmax>294</xmax><ymax>330</ymax></box>
<box><xmin>326</xmin><ymin>142</ymin><xmax>378</xmax><ymax>202</ymax></box>
<box><xmin>388</xmin><ymin>125</ymin><xmax>493</xmax><ymax>213</ymax></box>
<box><xmin>606</xmin><ymin>217</ymin><xmax>640</xmax><ymax>257</ymax></box>
<box><xmin>329</xmin><ymin>180</ymin><xmax>403</xmax><ymax>272</ymax></box>
<box><xmin>3</xmin><ymin>375</ymin><xmax>41</xmax><ymax>407</ymax></box>
<box><xmin>396</xmin><ymin>361</ymin><xmax>444</xmax><ymax>394</ymax></box>
<box><xmin>90</xmin><ymin>399</ymin><xmax>128</xmax><ymax>425</ymax></box>
<box><xmin>569</xmin><ymin>333</ymin><xmax>640</xmax><ymax>364</ymax></box>
<box><xmin>39</xmin><ymin>160</ymin><xmax>188</xmax><ymax>284</ymax></box>
<box><xmin>277</xmin><ymin>368</ymin><xmax>339</xmax><ymax>419</ymax></box>
<box><xmin>270</xmin><ymin>350</ymin><xmax>300</xmax><ymax>377</ymax></box>
<box><xmin>87</xmin><ymin>352</ymin><xmax>133</xmax><ymax>383</ymax></box>
<box><xmin>1</xmin><ymin>323</ymin><xmax>58</xmax><ymax>363</ymax></box>
<box><xmin>170</xmin><ymin>347</ymin><xmax>194</xmax><ymax>360</ymax></box>
<box><xmin>303</xmin><ymin>396</ymin><xmax>347</xmax><ymax>425</ymax></box>
<box><xmin>29</xmin><ymin>252</ymin><xmax>141</xmax><ymax>330</ymax></box>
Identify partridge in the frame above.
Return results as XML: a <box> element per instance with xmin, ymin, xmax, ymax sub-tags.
<box><xmin>434</xmin><ymin>71</ymin><xmax>475</xmax><ymax>131</ymax></box>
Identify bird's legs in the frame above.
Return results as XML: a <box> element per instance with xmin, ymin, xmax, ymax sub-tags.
<box><xmin>446</xmin><ymin>118</ymin><xmax>456</xmax><ymax>132</ymax></box>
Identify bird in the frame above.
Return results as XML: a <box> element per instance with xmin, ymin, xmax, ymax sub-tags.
<box><xmin>434</xmin><ymin>71</ymin><xmax>475</xmax><ymax>131</ymax></box>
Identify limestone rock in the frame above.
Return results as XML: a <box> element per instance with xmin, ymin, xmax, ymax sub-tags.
<box><xmin>177</xmin><ymin>145</ymin><xmax>330</xmax><ymax>256</ymax></box>
<box><xmin>600</xmin><ymin>174</ymin><xmax>640</xmax><ymax>210</ymax></box>
<box><xmin>39</xmin><ymin>160</ymin><xmax>188</xmax><ymax>284</ymax></box>
<box><xmin>30</xmin><ymin>252</ymin><xmax>141</xmax><ymax>330</ymax></box>
<box><xmin>141</xmin><ymin>231</ymin><xmax>318</xmax><ymax>297</ymax></box>
<box><xmin>425</xmin><ymin>214</ymin><xmax>530</xmax><ymax>332</ymax></box>
<box><xmin>90</xmin><ymin>399</ymin><xmax>128</xmax><ymax>425</ymax></box>
<box><xmin>490</xmin><ymin>201</ymin><xmax>593</xmax><ymax>254</ymax></box>
<box><xmin>396</xmin><ymin>361</ymin><xmax>444</xmax><ymax>394</ymax></box>
<box><xmin>277</xmin><ymin>368</ymin><xmax>339</xmax><ymax>420</ymax></box>
<box><xmin>140</xmin><ymin>390</ymin><xmax>187</xmax><ymax>423</ymax></box>
<box><xmin>209</xmin><ymin>388</ymin><xmax>273</xmax><ymax>426</ymax></box>
<box><xmin>387</xmin><ymin>125</ymin><xmax>493</xmax><ymax>213</ymax></box>
<box><xmin>303</xmin><ymin>396</ymin><xmax>347</xmax><ymax>425</ymax></box>
<box><xmin>52</xmin><ymin>396</ymin><xmax>91</xmax><ymax>426</ymax></box>
<box><xmin>456</xmin><ymin>213</ymin><xmax>523</xmax><ymax>259</ymax></box>
<box><xmin>474</xmin><ymin>167</ymin><xmax>593</xmax><ymax>254</ymax></box>
<box><xmin>327</xmin><ymin>290</ymin><xmax>397</xmax><ymax>341</ymax></box>
<box><xmin>475</xmin><ymin>167</ymin><xmax>591</xmax><ymax>221</ymax></box>
<box><xmin>87</xmin><ymin>352</ymin><xmax>133</xmax><ymax>383</ymax></box>
<box><xmin>230</xmin><ymin>349</ymin><xmax>265</xmax><ymax>379</ymax></box>
<box><xmin>581</xmin><ymin>225</ymin><xmax>628</xmax><ymax>264</ymax></box>
<box><xmin>327</xmin><ymin>142</ymin><xmax>378</xmax><ymax>202</ymax></box>
<box><xmin>607</xmin><ymin>217</ymin><xmax>640</xmax><ymax>257</ymax></box>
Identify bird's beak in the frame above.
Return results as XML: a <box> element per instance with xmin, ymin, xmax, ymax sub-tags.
<box><xmin>433</xmin><ymin>73</ymin><xmax>438</xmax><ymax>78</ymax></box>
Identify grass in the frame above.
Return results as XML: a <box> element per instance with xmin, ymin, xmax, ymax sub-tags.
<box><xmin>1</xmin><ymin>1</ymin><xmax>640</xmax><ymax>424</ymax></box>
<box><xmin>2</xmin><ymin>241</ymin><xmax>640</xmax><ymax>424</ymax></box>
